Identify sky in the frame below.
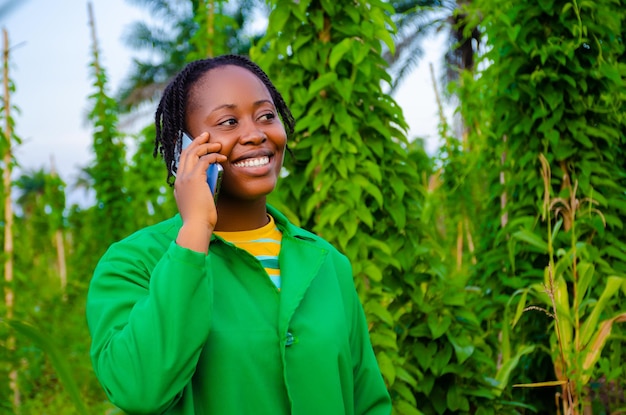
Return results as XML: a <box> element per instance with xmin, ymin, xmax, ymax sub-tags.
<box><xmin>2</xmin><ymin>0</ymin><xmax>446</xmax><ymax>206</ymax></box>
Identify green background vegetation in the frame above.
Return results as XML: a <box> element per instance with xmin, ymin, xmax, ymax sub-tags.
<box><xmin>1</xmin><ymin>0</ymin><xmax>625</xmax><ymax>414</ymax></box>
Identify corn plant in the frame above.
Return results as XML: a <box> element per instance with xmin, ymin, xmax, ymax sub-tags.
<box><xmin>510</xmin><ymin>154</ymin><xmax>626</xmax><ymax>414</ymax></box>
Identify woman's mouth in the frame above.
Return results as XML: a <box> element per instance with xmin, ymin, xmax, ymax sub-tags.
<box><xmin>232</xmin><ymin>156</ymin><xmax>270</xmax><ymax>168</ymax></box>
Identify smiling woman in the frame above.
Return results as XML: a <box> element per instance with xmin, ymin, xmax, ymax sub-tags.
<box><xmin>183</xmin><ymin>65</ymin><xmax>288</xmax><ymax>217</ymax></box>
<box><xmin>85</xmin><ymin>54</ymin><xmax>392</xmax><ymax>415</ymax></box>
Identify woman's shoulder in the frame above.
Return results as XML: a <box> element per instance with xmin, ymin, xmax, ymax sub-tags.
<box><xmin>101</xmin><ymin>214</ymin><xmax>182</xmax><ymax>260</ymax></box>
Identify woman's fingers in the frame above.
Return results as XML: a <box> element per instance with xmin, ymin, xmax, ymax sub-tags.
<box><xmin>174</xmin><ymin>134</ymin><xmax>223</xmax><ymax>230</ymax></box>
<box><xmin>175</xmin><ymin>131</ymin><xmax>226</xmax><ymax>189</ymax></box>
<box><xmin>199</xmin><ymin>152</ymin><xmax>227</xmax><ymax>164</ymax></box>
<box><xmin>194</xmin><ymin>143</ymin><xmax>223</xmax><ymax>158</ymax></box>
<box><xmin>178</xmin><ymin>132</ymin><xmax>224</xmax><ymax>175</ymax></box>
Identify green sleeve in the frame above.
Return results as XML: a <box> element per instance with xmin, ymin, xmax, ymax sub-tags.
<box><xmin>350</xmin><ymin>286</ymin><xmax>393</xmax><ymax>415</ymax></box>
<box><xmin>331</xmin><ymin>250</ymin><xmax>391</xmax><ymax>415</ymax></box>
<box><xmin>86</xmin><ymin>238</ymin><xmax>212</xmax><ymax>414</ymax></box>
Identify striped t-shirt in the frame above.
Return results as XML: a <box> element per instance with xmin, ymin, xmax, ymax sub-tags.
<box><xmin>214</xmin><ymin>215</ymin><xmax>282</xmax><ymax>289</ymax></box>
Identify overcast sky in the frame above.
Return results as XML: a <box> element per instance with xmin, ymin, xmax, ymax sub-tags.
<box><xmin>2</xmin><ymin>0</ymin><xmax>445</xmax><ymax>206</ymax></box>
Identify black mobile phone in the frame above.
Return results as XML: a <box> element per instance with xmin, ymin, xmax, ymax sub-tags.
<box><xmin>177</xmin><ymin>132</ymin><xmax>224</xmax><ymax>201</ymax></box>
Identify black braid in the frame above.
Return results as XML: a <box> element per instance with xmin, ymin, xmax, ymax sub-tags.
<box><xmin>154</xmin><ymin>54</ymin><xmax>296</xmax><ymax>186</ymax></box>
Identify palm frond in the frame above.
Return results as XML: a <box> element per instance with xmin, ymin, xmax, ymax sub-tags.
<box><xmin>124</xmin><ymin>0</ymin><xmax>187</xmax><ymax>19</ymax></box>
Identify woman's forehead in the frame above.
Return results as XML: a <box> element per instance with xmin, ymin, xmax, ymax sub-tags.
<box><xmin>187</xmin><ymin>65</ymin><xmax>273</xmax><ymax>111</ymax></box>
<box><xmin>197</xmin><ymin>65</ymin><xmax>266</xmax><ymax>91</ymax></box>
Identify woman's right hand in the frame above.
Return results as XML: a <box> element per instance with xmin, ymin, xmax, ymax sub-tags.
<box><xmin>174</xmin><ymin>132</ymin><xmax>227</xmax><ymax>253</ymax></box>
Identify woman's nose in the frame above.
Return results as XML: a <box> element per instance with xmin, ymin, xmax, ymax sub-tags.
<box><xmin>239</xmin><ymin>121</ymin><xmax>267</xmax><ymax>145</ymax></box>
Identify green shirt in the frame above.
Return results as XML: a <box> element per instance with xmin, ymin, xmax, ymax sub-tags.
<box><xmin>86</xmin><ymin>205</ymin><xmax>391</xmax><ymax>415</ymax></box>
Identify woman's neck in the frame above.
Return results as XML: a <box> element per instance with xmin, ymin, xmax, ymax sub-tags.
<box><xmin>214</xmin><ymin>197</ymin><xmax>269</xmax><ymax>231</ymax></box>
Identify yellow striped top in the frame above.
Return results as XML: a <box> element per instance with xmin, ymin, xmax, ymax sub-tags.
<box><xmin>214</xmin><ymin>215</ymin><xmax>282</xmax><ymax>289</ymax></box>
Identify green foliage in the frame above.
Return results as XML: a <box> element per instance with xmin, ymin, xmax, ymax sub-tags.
<box><xmin>2</xmin><ymin>319</ymin><xmax>89</xmax><ymax>415</ymax></box>
<box><xmin>15</xmin><ymin>168</ymin><xmax>65</xmax><ymax>229</ymax></box>
<box><xmin>459</xmin><ymin>0</ymin><xmax>626</xmax><ymax>411</ymax></box>
<box><xmin>508</xmin><ymin>155</ymin><xmax>626</xmax><ymax>412</ymax></box>
<box><xmin>3</xmin><ymin>0</ymin><xmax>626</xmax><ymax>414</ymax></box>
<box><xmin>124</xmin><ymin>124</ymin><xmax>177</xmax><ymax>229</ymax></box>
<box><xmin>0</xmin><ymin>274</ymin><xmax>120</xmax><ymax>415</ymax></box>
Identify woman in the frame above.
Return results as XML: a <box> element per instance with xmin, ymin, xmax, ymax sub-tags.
<box><xmin>86</xmin><ymin>54</ymin><xmax>391</xmax><ymax>415</ymax></box>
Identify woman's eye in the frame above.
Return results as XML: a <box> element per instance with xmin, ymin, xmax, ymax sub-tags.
<box><xmin>259</xmin><ymin>112</ymin><xmax>276</xmax><ymax>121</ymax></box>
<box><xmin>219</xmin><ymin>118</ymin><xmax>237</xmax><ymax>126</ymax></box>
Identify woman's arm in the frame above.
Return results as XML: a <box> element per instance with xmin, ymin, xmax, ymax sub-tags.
<box><xmin>350</xmin><ymin>286</ymin><xmax>393</xmax><ymax>415</ymax></box>
<box><xmin>86</xmin><ymin>237</ymin><xmax>213</xmax><ymax>414</ymax></box>
<box><xmin>331</xmin><ymin>250</ymin><xmax>392</xmax><ymax>415</ymax></box>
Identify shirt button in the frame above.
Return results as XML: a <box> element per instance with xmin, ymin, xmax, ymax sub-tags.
<box><xmin>285</xmin><ymin>332</ymin><xmax>294</xmax><ymax>347</ymax></box>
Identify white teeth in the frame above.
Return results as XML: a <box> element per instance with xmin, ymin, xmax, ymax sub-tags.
<box><xmin>233</xmin><ymin>156</ymin><xmax>270</xmax><ymax>168</ymax></box>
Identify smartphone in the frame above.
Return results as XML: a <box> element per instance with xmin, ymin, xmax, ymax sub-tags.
<box><xmin>177</xmin><ymin>132</ymin><xmax>224</xmax><ymax>201</ymax></box>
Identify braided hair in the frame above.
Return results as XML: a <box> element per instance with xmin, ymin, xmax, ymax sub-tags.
<box><xmin>154</xmin><ymin>54</ymin><xmax>295</xmax><ymax>186</ymax></box>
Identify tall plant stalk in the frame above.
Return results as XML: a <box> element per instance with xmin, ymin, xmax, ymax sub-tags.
<box><xmin>87</xmin><ymin>1</ymin><xmax>128</xmax><ymax>246</ymax></box>
<box><xmin>50</xmin><ymin>156</ymin><xmax>67</xmax><ymax>299</ymax></box>
<box><xmin>2</xmin><ymin>27</ymin><xmax>19</xmax><ymax>412</ymax></box>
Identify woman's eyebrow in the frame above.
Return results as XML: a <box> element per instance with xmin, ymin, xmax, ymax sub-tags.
<box><xmin>208</xmin><ymin>100</ymin><xmax>274</xmax><ymax>114</ymax></box>
<box><xmin>254</xmin><ymin>99</ymin><xmax>274</xmax><ymax>107</ymax></box>
<box><xmin>209</xmin><ymin>103</ymin><xmax>236</xmax><ymax>113</ymax></box>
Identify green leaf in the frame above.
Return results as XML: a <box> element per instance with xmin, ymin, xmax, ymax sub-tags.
<box><xmin>447</xmin><ymin>384</ymin><xmax>470</xmax><ymax>412</ymax></box>
<box><xmin>388</xmin><ymin>202</ymin><xmax>407</xmax><ymax>229</ymax></box>
<box><xmin>356</xmin><ymin>203</ymin><xmax>375</xmax><ymax>229</ymax></box>
<box><xmin>512</xmin><ymin>229</ymin><xmax>548</xmax><ymax>252</ymax></box>
<box><xmin>329</xmin><ymin>38</ymin><xmax>352</xmax><ymax>69</ymax></box>
<box><xmin>580</xmin><ymin>276</ymin><xmax>625</xmax><ymax>347</ymax></box>
<box><xmin>351</xmin><ymin>41</ymin><xmax>370</xmax><ymax>65</ymax></box>
<box><xmin>266</xmin><ymin>6</ymin><xmax>291</xmax><ymax>36</ymax></box>
<box><xmin>333</xmin><ymin>104</ymin><xmax>355</xmax><ymax>136</ymax></box>
<box><xmin>395</xmin><ymin>365</ymin><xmax>419</xmax><ymax>388</ymax></box>
<box><xmin>363</xmin><ymin>261</ymin><xmax>383</xmax><ymax>282</ymax></box>
<box><xmin>389</xmin><ymin>175</ymin><xmax>407</xmax><ymax>199</ymax></box>
<box><xmin>430</xmin><ymin>343</ymin><xmax>453</xmax><ymax>376</ymax></box>
<box><xmin>428</xmin><ymin>313</ymin><xmax>451</xmax><ymax>339</ymax></box>
<box><xmin>511</xmin><ymin>289</ymin><xmax>529</xmax><ymax>329</ymax></box>
<box><xmin>393</xmin><ymin>381</ymin><xmax>417</xmax><ymax>406</ymax></box>
<box><xmin>352</xmin><ymin>175</ymin><xmax>384</xmax><ymax>207</ymax></box>
<box><xmin>370</xmin><ymin>328</ymin><xmax>398</xmax><ymax>350</ymax></box>
<box><xmin>447</xmin><ymin>334</ymin><xmax>475</xmax><ymax>364</ymax></box>
<box><xmin>336</xmin><ymin>78</ymin><xmax>354</xmax><ymax>102</ymax></box>
<box><xmin>414</xmin><ymin>342</ymin><xmax>437</xmax><ymax>370</ymax></box>
<box><xmin>442</xmin><ymin>290</ymin><xmax>465</xmax><ymax>306</ymax></box>
<box><xmin>308</xmin><ymin>72</ymin><xmax>338</xmax><ymax>97</ymax></box>
<box><xmin>604</xmin><ymin>245</ymin><xmax>626</xmax><ymax>263</ymax></box>
<box><xmin>297</xmin><ymin>46</ymin><xmax>318</xmax><ymax>71</ymax></box>
<box><xmin>395</xmin><ymin>399</ymin><xmax>425</xmax><ymax>415</ymax></box>
<box><xmin>574</xmin><ymin>262</ymin><xmax>594</xmax><ymax>310</ymax></box>
<box><xmin>495</xmin><ymin>345</ymin><xmax>536</xmax><ymax>395</ymax></box>
<box><xmin>376</xmin><ymin>351</ymin><xmax>396</xmax><ymax>384</ymax></box>
<box><xmin>581</xmin><ymin>312</ymin><xmax>626</xmax><ymax>383</ymax></box>
<box><xmin>420</xmin><ymin>373</ymin><xmax>436</xmax><ymax>395</ymax></box>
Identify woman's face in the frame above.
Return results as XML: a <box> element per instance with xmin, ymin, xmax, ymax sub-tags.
<box><xmin>185</xmin><ymin>65</ymin><xmax>287</xmax><ymax>202</ymax></box>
